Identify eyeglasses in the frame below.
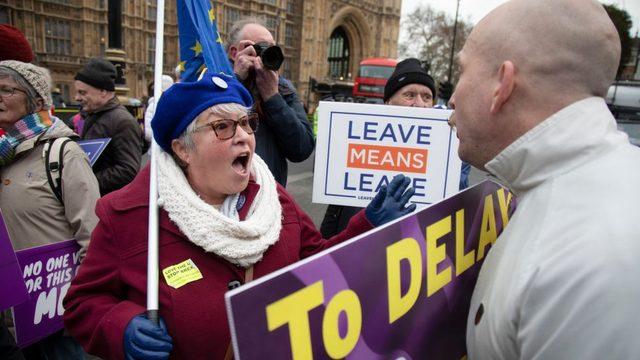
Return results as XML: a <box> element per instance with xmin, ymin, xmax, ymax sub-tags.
<box><xmin>193</xmin><ymin>113</ymin><xmax>259</xmax><ymax>140</ymax></box>
<box><xmin>0</xmin><ymin>87</ymin><xmax>26</xmax><ymax>99</ymax></box>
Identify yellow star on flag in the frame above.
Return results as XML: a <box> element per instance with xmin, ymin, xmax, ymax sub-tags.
<box><xmin>177</xmin><ymin>61</ymin><xmax>186</xmax><ymax>72</ymax></box>
<box><xmin>209</xmin><ymin>8</ymin><xmax>215</xmax><ymax>23</ymax></box>
<box><xmin>190</xmin><ymin>41</ymin><xmax>202</xmax><ymax>56</ymax></box>
<box><xmin>216</xmin><ymin>33</ymin><xmax>222</xmax><ymax>43</ymax></box>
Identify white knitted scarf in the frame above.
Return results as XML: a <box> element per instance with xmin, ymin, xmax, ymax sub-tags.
<box><xmin>156</xmin><ymin>150</ymin><xmax>282</xmax><ymax>268</ymax></box>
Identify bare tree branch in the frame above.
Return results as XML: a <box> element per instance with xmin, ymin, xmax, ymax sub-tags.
<box><xmin>400</xmin><ymin>4</ymin><xmax>473</xmax><ymax>84</ymax></box>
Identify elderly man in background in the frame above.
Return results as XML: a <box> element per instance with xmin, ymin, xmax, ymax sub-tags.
<box><xmin>383</xmin><ymin>58</ymin><xmax>437</xmax><ymax>108</ymax></box>
<box><xmin>74</xmin><ymin>58</ymin><xmax>142</xmax><ymax>195</ymax></box>
<box><xmin>321</xmin><ymin>58</ymin><xmax>470</xmax><ymax>238</ymax></box>
<box><xmin>448</xmin><ymin>0</ymin><xmax>640</xmax><ymax>358</ymax></box>
<box><xmin>226</xmin><ymin>18</ymin><xmax>314</xmax><ymax>186</ymax></box>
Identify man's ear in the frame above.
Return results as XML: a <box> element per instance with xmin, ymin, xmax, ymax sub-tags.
<box><xmin>490</xmin><ymin>61</ymin><xmax>516</xmax><ymax>114</ymax></box>
<box><xmin>171</xmin><ymin>139</ymin><xmax>190</xmax><ymax>167</ymax></box>
<box><xmin>100</xmin><ymin>89</ymin><xmax>111</xmax><ymax>101</ymax></box>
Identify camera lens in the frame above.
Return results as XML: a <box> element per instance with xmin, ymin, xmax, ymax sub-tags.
<box><xmin>262</xmin><ymin>46</ymin><xmax>284</xmax><ymax>71</ymax></box>
<box><xmin>252</xmin><ymin>43</ymin><xmax>284</xmax><ymax>71</ymax></box>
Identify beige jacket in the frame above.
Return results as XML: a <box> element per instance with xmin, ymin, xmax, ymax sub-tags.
<box><xmin>0</xmin><ymin>119</ymin><xmax>99</xmax><ymax>255</ymax></box>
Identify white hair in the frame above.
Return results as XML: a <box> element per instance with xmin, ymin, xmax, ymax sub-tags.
<box><xmin>225</xmin><ymin>17</ymin><xmax>266</xmax><ymax>52</ymax></box>
<box><xmin>178</xmin><ymin>103</ymin><xmax>251</xmax><ymax>151</ymax></box>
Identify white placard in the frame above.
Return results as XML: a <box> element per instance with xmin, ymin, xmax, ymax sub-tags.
<box><xmin>312</xmin><ymin>102</ymin><xmax>462</xmax><ymax>208</ymax></box>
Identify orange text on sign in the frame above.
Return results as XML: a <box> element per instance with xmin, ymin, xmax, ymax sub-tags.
<box><xmin>347</xmin><ymin>143</ymin><xmax>428</xmax><ymax>174</ymax></box>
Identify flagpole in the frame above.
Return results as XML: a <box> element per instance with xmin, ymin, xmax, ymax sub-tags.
<box><xmin>447</xmin><ymin>0</ymin><xmax>461</xmax><ymax>82</ymax></box>
<box><xmin>147</xmin><ymin>0</ymin><xmax>165</xmax><ymax>326</ymax></box>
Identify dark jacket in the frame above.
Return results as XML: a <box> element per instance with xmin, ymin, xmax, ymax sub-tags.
<box><xmin>63</xmin><ymin>165</ymin><xmax>372</xmax><ymax>359</ymax></box>
<box><xmin>80</xmin><ymin>97</ymin><xmax>142</xmax><ymax>195</ymax></box>
<box><xmin>253</xmin><ymin>77</ymin><xmax>315</xmax><ymax>185</ymax></box>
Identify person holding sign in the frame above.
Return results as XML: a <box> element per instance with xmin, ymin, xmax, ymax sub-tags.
<box><xmin>0</xmin><ymin>61</ymin><xmax>99</xmax><ymax>358</ymax></box>
<box><xmin>321</xmin><ymin>58</ymin><xmax>470</xmax><ymax>238</ymax></box>
<box><xmin>0</xmin><ymin>61</ymin><xmax>99</xmax><ymax>255</ymax></box>
<box><xmin>448</xmin><ymin>0</ymin><xmax>640</xmax><ymax>358</ymax></box>
<box><xmin>74</xmin><ymin>58</ymin><xmax>143</xmax><ymax>196</ymax></box>
<box><xmin>63</xmin><ymin>70</ymin><xmax>415</xmax><ymax>359</ymax></box>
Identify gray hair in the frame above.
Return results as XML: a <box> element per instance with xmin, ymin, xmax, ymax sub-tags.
<box><xmin>177</xmin><ymin>102</ymin><xmax>251</xmax><ymax>153</ymax></box>
<box><xmin>0</xmin><ymin>66</ymin><xmax>41</xmax><ymax>113</ymax></box>
<box><xmin>226</xmin><ymin>17</ymin><xmax>267</xmax><ymax>52</ymax></box>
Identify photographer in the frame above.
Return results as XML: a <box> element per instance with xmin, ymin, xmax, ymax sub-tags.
<box><xmin>226</xmin><ymin>18</ymin><xmax>315</xmax><ymax>186</ymax></box>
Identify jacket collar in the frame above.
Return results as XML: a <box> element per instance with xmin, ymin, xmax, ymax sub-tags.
<box><xmin>14</xmin><ymin>117</ymin><xmax>77</xmax><ymax>156</ymax></box>
<box><xmin>87</xmin><ymin>96</ymin><xmax>120</xmax><ymax>115</ymax></box>
<box><xmin>485</xmin><ymin>97</ymin><xmax>628</xmax><ymax>195</ymax></box>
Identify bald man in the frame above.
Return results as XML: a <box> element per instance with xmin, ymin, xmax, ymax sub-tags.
<box><xmin>449</xmin><ymin>0</ymin><xmax>640</xmax><ymax>358</ymax></box>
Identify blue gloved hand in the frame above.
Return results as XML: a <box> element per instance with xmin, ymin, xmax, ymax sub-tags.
<box><xmin>124</xmin><ymin>314</ymin><xmax>173</xmax><ymax>360</ymax></box>
<box><xmin>365</xmin><ymin>174</ymin><xmax>417</xmax><ymax>226</ymax></box>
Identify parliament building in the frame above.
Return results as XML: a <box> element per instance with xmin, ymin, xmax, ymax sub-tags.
<box><xmin>0</xmin><ymin>0</ymin><xmax>401</xmax><ymax>107</ymax></box>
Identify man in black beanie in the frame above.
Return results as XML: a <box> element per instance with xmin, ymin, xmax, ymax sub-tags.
<box><xmin>74</xmin><ymin>58</ymin><xmax>142</xmax><ymax>195</ymax></box>
<box><xmin>384</xmin><ymin>58</ymin><xmax>436</xmax><ymax>107</ymax></box>
<box><xmin>321</xmin><ymin>58</ymin><xmax>447</xmax><ymax>238</ymax></box>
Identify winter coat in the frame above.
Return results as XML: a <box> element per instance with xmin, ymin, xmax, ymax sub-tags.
<box><xmin>80</xmin><ymin>97</ymin><xmax>142</xmax><ymax>195</ymax></box>
<box><xmin>63</xmin><ymin>165</ymin><xmax>372</xmax><ymax>359</ymax></box>
<box><xmin>0</xmin><ymin>119</ymin><xmax>99</xmax><ymax>254</ymax></box>
<box><xmin>467</xmin><ymin>98</ymin><xmax>640</xmax><ymax>359</ymax></box>
<box><xmin>253</xmin><ymin>77</ymin><xmax>315</xmax><ymax>185</ymax></box>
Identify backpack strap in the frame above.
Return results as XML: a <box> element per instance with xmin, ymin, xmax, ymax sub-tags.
<box><xmin>43</xmin><ymin>137</ymin><xmax>73</xmax><ymax>204</ymax></box>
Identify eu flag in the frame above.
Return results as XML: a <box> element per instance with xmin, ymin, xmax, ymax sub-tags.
<box><xmin>177</xmin><ymin>0</ymin><xmax>233</xmax><ymax>82</ymax></box>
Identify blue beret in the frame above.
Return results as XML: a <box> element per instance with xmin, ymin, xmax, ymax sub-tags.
<box><xmin>151</xmin><ymin>71</ymin><xmax>253</xmax><ymax>153</ymax></box>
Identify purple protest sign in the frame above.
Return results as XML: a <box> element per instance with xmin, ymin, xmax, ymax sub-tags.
<box><xmin>12</xmin><ymin>240</ymin><xmax>82</xmax><ymax>348</ymax></box>
<box><xmin>226</xmin><ymin>180</ymin><xmax>515</xmax><ymax>359</ymax></box>
<box><xmin>0</xmin><ymin>212</ymin><xmax>29</xmax><ymax>311</ymax></box>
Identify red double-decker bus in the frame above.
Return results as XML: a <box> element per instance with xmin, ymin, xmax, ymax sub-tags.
<box><xmin>353</xmin><ymin>58</ymin><xmax>398</xmax><ymax>103</ymax></box>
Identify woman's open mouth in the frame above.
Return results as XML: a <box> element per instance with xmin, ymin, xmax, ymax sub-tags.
<box><xmin>231</xmin><ymin>152</ymin><xmax>250</xmax><ymax>175</ymax></box>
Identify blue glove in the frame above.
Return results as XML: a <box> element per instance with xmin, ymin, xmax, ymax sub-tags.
<box><xmin>124</xmin><ymin>314</ymin><xmax>173</xmax><ymax>360</ymax></box>
<box><xmin>365</xmin><ymin>174</ymin><xmax>417</xmax><ymax>226</ymax></box>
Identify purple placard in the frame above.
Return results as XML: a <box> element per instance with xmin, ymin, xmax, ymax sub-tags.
<box><xmin>12</xmin><ymin>240</ymin><xmax>82</xmax><ymax>348</ymax></box>
<box><xmin>78</xmin><ymin>138</ymin><xmax>111</xmax><ymax>166</ymax></box>
<box><xmin>0</xmin><ymin>212</ymin><xmax>29</xmax><ymax>311</ymax></box>
<box><xmin>226</xmin><ymin>180</ymin><xmax>515</xmax><ymax>359</ymax></box>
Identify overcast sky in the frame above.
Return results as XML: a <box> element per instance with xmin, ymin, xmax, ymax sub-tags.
<box><xmin>400</xmin><ymin>0</ymin><xmax>640</xmax><ymax>34</ymax></box>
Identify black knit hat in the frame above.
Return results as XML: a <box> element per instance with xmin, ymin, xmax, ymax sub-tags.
<box><xmin>74</xmin><ymin>58</ymin><xmax>116</xmax><ymax>91</ymax></box>
<box><xmin>383</xmin><ymin>58</ymin><xmax>436</xmax><ymax>102</ymax></box>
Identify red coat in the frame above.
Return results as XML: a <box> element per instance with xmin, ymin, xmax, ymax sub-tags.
<box><xmin>63</xmin><ymin>165</ymin><xmax>372</xmax><ymax>359</ymax></box>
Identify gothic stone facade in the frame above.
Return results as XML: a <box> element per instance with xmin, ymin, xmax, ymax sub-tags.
<box><xmin>0</xmin><ymin>0</ymin><xmax>400</xmax><ymax>106</ymax></box>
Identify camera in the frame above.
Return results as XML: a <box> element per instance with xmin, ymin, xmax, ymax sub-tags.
<box><xmin>252</xmin><ymin>42</ymin><xmax>284</xmax><ymax>71</ymax></box>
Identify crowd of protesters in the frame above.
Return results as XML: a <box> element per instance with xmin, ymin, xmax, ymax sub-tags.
<box><xmin>0</xmin><ymin>19</ymin><xmax>415</xmax><ymax>360</ymax></box>
<box><xmin>2</xmin><ymin>0</ymin><xmax>640</xmax><ymax>358</ymax></box>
